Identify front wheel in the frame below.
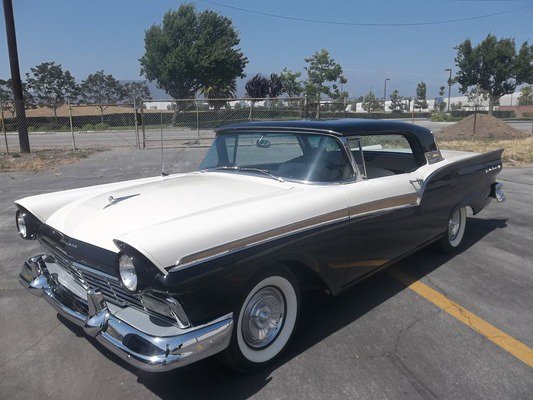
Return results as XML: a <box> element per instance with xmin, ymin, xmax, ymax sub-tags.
<box><xmin>437</xmin><ymin>206</ymin><xmax>467</xmax><ymax>253</ymax></box>
<box><xmin>222</xmin><ymin>266</ymin><xmax>300</xmax><ymax>372</ymax></box>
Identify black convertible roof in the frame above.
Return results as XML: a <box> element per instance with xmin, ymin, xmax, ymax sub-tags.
<box><xmin>216</xmin><ymin>119</ymin><xmax>437</xmax><ymax>153</ymax></box>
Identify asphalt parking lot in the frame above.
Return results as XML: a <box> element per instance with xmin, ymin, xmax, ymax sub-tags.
<box><xmin>0</xmin><ymin>148</ymin><xmax>531</xmax><ymax>400</ymax></box>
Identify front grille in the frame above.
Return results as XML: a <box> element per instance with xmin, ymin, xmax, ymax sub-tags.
<box><xmin>75</xmin><ymin>264</ymin><xmax>143</xmax><ymax>309</ymax></box>
<box><xmin>42</xmin><ymin>241</ymin><xmax>143</xmax><ymax>310</ymax></box>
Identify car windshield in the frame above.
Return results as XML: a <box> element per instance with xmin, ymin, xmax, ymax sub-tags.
<box><xmin>199</xmin><ymin>131</ymin><xmax>354</xmax><ymax>183</ymax></box>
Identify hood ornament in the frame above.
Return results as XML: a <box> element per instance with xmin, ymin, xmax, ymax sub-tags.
<box><xmin>105</xmin><ymin>194</ymin><xmax>140</xmax><ymax>209</ymax></box>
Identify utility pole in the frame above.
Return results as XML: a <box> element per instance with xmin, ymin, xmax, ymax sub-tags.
<box><xmin>3</xmin><ymin>0</ymin><xmax>29</xmax><ymax>152</ymax></box>
<box><xmin>445</xmin><ymin>68</ymin><xmax>452</xmax><ymax>113</ymax></box>
<box><xmin>383</xmin><ymin>78</ymin><xmax>390</xmax><ymax>112</ymax></box>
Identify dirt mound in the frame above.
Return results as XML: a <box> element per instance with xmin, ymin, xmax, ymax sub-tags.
<box><xmin>437</xmin><ymin>113</ymin><xmax>528</xmax><ymax>140</ymax></box>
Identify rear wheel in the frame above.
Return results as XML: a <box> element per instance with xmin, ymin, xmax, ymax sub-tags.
<box><xmin>437</xmin><ymin>206</ymin><xmax>467</xmax><ymax>253</ymax></box>
<box><xmin>222</xmin><ymin>266</ymin><xmax>300</xmax><ymax>372</ymax></box>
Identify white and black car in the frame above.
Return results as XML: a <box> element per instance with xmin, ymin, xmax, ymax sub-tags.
<box><xmin>15</xmin><ymin>119</ymin><xmax>505</xmax><ymax>372</ymax></box>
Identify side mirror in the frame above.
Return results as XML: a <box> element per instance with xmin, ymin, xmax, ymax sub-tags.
<box><xmin>256</xmin><ymin>138</ymin><xmax>271</xmax><ymax>148</ymax></box>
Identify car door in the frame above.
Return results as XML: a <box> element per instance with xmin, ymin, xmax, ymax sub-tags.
<box><xmin>342</xmin><ymin>135</ymin><xmax>426</xmax><ymax>284</ymax></box>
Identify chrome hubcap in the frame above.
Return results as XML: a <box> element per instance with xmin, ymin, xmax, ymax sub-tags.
<box><xmin>448</xmin><ymin>209</ymin><xmax>461</xmax><ymax>241</ymax></box>
<box><xmin>242</xmin><ymin>286</ymin><xmax>285</xmax><ymax>349</ymax></box>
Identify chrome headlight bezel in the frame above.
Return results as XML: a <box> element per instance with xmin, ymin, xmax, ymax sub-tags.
<box><xmin>114</xmin><ymin>240</ymin><xmax>159</xmax><ymax>294</ymax></box>
<box><xmin>15</xmin><ymin>209</ymin><xmax>40</xmax><ymax>240</ymax></box>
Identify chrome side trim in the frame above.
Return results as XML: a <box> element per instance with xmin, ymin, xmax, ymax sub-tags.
<box><xmin>170</xmin><ymin>192</ymin><xmax>420</xmax><ymax>272</ymax></box>
<box><xmin>171</xmin><ymin>208</ymin><xmax>350</xmax><ymax>272</ymax></box>
<box><xmin>347</xmin><ymin>193</ymin><xmax>420</xmax><ymax>218</ymax></box>
<box><xmin>18</xmin><ymin>256</ymin><xmax>233</xmax><ymax>372</ymax></box>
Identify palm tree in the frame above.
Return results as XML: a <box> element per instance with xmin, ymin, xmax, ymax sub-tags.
<box><xmin>201</xmin><ymin>80</ymin><xmax>236</xmax><ymax>111</ymax></box>
<box><xmin>200</xmin><ymin>81</ymin><xmax>236</xmax><ymax>125</ymax></box>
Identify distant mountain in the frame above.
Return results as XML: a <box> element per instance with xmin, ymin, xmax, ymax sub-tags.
<box><xmin>146</xmin><ymin>81</ymin><xmax>172</xmax><ymax>100</ymax></box>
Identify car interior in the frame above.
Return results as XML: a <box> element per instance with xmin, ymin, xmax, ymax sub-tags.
<box><xmin>349</xmin><ymin>133</ymin><xmax>420</xmax><ymax>179</ymax></box>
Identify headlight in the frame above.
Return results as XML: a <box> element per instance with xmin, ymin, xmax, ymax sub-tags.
<box><xmin>17</xmin><ymin>212</ymin><xmax>27</xmax><ymax>237</ymax></box>
<box><xmin>119</xmin><ymin>253</ymin><xmax>137</xmax><ymax>292</ymax></box>
<box><xmin>15</xmin><ymin>209</ymin><xmax>39</xmax><ymax>239</ymax></box>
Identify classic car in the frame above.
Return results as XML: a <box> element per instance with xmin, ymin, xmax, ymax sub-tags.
<box><xmin>15</xmin><ymin>119</ymin><xmax>505</xmax><ymax>373</ymax></box>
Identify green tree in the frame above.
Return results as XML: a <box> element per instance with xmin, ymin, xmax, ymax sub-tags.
<box><xmin>450</xmin><ymin>101</ymin><xmax>463</xmax><ymax>111</ymax></box>
<box><xmin>304</xmin><ymin>49</ymin><xmax>344</xmax><ymax>117</ymax></box>
<box><xmin>330</xmin><ymin>77</ymin><xmax>349</xmax><ymax>111</ymax></box>
<box><xmin>414</xmin><ymin>82</ymin><xmax>428</xmax><ymax>111</ymax></box>
<box><xmin>279</xmin><ymin>68</ymin><xmax>303</xmax><ymax>97</ymax></box>
<box><xmin>362</xmin><ymin>90</ymin><xmax>381</xmax><ymax>112</ymax></box>
<box><xmin>0</xmin><ymin>78</ymin><xmax>34</xmax><ymax>118</ymax></box>
<box><xmin>268</xmin><ymin>73</ymin><xmax>284</xmax><ymax>98</ymax></box>
<box><xmin>140</xmin><ymin>3</ymin><xmax>247</xmax><ymax>122</ymax></box>
<box><xmin>517</xmin><ymin>85</ymin><xmax>533</xmax><ymax>106</ymax></box>
<box><xmin>26</xmin><ymin>62</ymin><xmax>78</xmax><ymax>122</ymax></box>
<box><xmin>80</xmin><ymin>70</ymin><xmax>126</xmax><ymax>123</ymax></box>
<box><xmin>433</xmin><ymin>85</ymin><xmax>447</xmax><ymax>112</ymax></box>
<box><xmin>454</xmin><ymin>34</ymin><xmax>533</xmax><ymax>115</ymax></box>
<box><xmin>123</xmin><ymin>81</ymin><xmax>151</xmax><ymax>109</ymax></box>
<box><xmin>468</xmin><ymin>86</ymin><xmax>490</xmax><ymax>135</ymax></box>
<box><xmin>389</xmin><ymin>89</ymin><xmax>404</xmax><ymax>113</ymax></box>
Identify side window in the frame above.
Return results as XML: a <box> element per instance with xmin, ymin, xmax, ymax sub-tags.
<box><xmin>310</xmin><ymin>136</ymin><xmax>354</xmax><ymax>182</ymax></box>
<box><xmin>349</xmin><ymin>134</ymin><xmax>418</xmax><ymax>179</ymax></box>
<box><xmin>360</xmin><ymin>134</ymin><xmax>413</xmax><ymax>154</ymax></box>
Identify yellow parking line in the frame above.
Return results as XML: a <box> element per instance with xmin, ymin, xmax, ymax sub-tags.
<box><xmin>388</xmin><ymin>267</ymin><xmax>533</xmax><ymax>368</ymax></box>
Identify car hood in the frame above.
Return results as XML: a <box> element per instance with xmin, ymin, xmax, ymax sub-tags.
<box><xmin>17</xmin><ymin>172</ymin><xmax>349</xmax><ymax>274</ymax></box>
<box><xmin>18</xmin><ymin>172</ymin><xmax>291</xmax><ymax>250</ymax></box>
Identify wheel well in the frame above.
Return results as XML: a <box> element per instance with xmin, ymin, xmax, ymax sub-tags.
<box><xmin>280</xmin><ymin>260</ymin><xmax>328</xmax><ymax>291</ymax></box>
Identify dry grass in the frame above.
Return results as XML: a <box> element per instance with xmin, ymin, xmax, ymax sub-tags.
<box><xmin>438</xmin><ymin>136</ymin><xmax>533</xmax><ymax>166</ymax></box>
<box><xmin>0</xmin><ymin>148</ymin><xmax>104</xmax><ymax>172</ymax></box>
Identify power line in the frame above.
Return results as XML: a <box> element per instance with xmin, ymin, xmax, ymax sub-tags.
<box><xmin>199</xmin><ymin>1</ymin><xmax>533</xmax><ymax>27</ymax></box>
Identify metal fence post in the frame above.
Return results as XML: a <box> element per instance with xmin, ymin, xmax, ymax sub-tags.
<box><xmin>1</xmin><ymin>104</ymin><xmax>8</xmax><ymax>154</ymax></box>
<box><xmin>133</xmin><ymin>98</ymin><xmax>140</xmax><ymax>149</ymax></box>
<box><xmin>68</xmin><ymin>104</ymin><xmax>76</xmax><ymax>150</ymax></box>
<box><xmin>196</xmin><ymin>100</ymin><xmax>200</xmax><ymax>144</ymax></box>
<box><xmin>140</xmin><ymin>102</ymin><xmax>146</xmax><ymax>149</ymax></box>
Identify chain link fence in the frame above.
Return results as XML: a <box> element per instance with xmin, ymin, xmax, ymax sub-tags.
<box><xmin>139</xmin><ymin>97</ymin><xmax>305</xmax><ymax>149</ymax></box>
<box><xmin>2</xmin><ymin>96</ymin><xmax>449</xmax><ymax>154</ymax></box>
<box><xmin>1</xmin><ymin>103</ymin><xmax>141</xmax><ymax>153</ymax></box>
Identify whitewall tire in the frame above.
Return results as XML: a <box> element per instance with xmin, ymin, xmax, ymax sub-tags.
<box><xmin>222</xmin><ymin>266</ymin><xmax>300</xmax><ymax>372</ymax></box>
<box><xmin>438</xmin><ymin>206</ymin><xmax>467</xmax><ymax>253</ymax></box>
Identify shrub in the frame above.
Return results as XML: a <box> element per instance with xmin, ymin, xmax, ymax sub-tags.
<box><xmin>93</xmin><ymin>123</ymin><xmax>108</xmax><ymax>130</ymax></box>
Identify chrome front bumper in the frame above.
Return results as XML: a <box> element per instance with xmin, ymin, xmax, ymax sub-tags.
<box><xmin>19</xmin><ymin>255</ymin><xmax>233</xmax><ymax>372</ymax></box>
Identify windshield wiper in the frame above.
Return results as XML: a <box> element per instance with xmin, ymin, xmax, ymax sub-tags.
<box><xmin>201</xmin><ymin>166</ymin><xmax>285</xmax><ymax>182</ymax></box>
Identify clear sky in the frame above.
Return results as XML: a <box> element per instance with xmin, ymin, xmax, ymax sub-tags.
<box><xmin>1</xmin><ymin>0</ymin><xmax>531</xmax><ymax>98</ymax></box>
